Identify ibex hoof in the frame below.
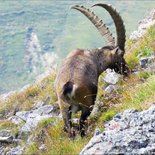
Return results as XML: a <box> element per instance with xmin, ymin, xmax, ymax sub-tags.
<box><xmin>69</xmin><ymin>128</ymin><xmax>76</xmax><ymax>140</ymax></box>
<box><xmin>80</xmin><ymin>130</ymin><xmax>86</xmax><ymax>137</ymax></box>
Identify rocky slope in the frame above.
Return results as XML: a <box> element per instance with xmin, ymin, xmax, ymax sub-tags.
<box><xmin>0</xmin><ymin>99</ymin><xmax>60</xmax><ymax>154</ymax></box>
<box><xmin>0</xmin><ymin>9</ymin><xmax>155</xmax><ymax>155</ymax></box>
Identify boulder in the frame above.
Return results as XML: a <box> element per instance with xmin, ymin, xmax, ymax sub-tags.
<box><xmin>103</xmin><ymin>69</ymin><xmax>121</xmax><ymax>85</ymax></box>
<box><xmin>80</xmin><ymin>104</ymin><xmax>155</xmax><ymax>155</ymax></box>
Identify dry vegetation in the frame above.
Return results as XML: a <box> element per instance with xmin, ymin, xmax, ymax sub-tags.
<box><xmin>0</xmin><ymin>72</ymin><xmax>57</xmax><ymax>117</ymax></box>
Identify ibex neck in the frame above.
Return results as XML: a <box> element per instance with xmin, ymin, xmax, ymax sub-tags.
<box><xmin>93</xmin><ymin>48</ymin><xmax>113</xmax><ymax>75</ymax></box>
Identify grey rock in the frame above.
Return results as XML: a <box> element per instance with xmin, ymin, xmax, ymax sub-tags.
<box><xmin>10</xmin><ymin>104</ymin><xmax>59</xmax><ymax>133</ymax></box>
<box><xmin>94</xmin><ymin>128</ymin><xmax>101</xmax><ymax>136</ymax></box>
<box><xmin>16</xmin><ymin>111</ymin><xmax>31</xmax><ymax>122</ymax></box>
<box><xmin>0</xmin><ymin>130</ymin><xmax>12</xmax><ymax>137</ymax></box>
<box><xmin>139</xmin><ymin>55</ymin><xmax>155</xmax><ymax>68</ymax></box>
<box><xmin>91</xmin><ymin>101</ymin><xmax>104</xmax><ymax>116</ymax></box>
<box><xmin>72</xmin><ymin>118</ymin><xmax>79</xmax><ymax>125</ymax></box>
<box><xmin>105</xmin><ymin>85</ymin><xmax>117</xmax><ymax>94</ymax></box>
<box><xmin>80</xmin><ymin>104</ymin><xmax>155</xmax><ymax>155</ymax></box>
<box><xmin>39</xmin><ymin>144</ymin><xmax>46</xmax><ymax>151</ymax></box>
<box><xmin>103</xmin><ymin>69</ymin><xmax>121</xmax><ymax>84</ymax></box>
<box><xmin>0</xmin><ymin>136</ymin><xmax>13</xmax><ymax>143</ymax></box>
<box><xmin>0</xmin><ymin>130</ymin><xmax>13</xmax><ymax>143</ymax></box>
<box><xmin>21</xmin><ymin>114</ymin><xmax>51</xmax><ymax>132</ymax></box>
<box><xmin>6</xmin><ymin>146</ymin><xmax>23</xmax><ymax>155</ymax></box>
<box><xmin>33</xmin><ymin>105</ymin><xmax>54</xmax><ymax>116</ymax></box>
<box><xmin>33</xmin><ymin>100</ymin><xmax>45</xmax><ymax>108</ymax></box>
<box><xmin>8</xmin><ymin>116</ymin><xmax>23</xmax><ymax>125</ymax></box>
<box><xmin>130</xmin><ymin>30</ymin><xmax>145</xmax><ymax>41</ymax></box>
<box><xmin>80</xmin><ymin>133</ymin><xmax>105</xmax><ymax>155</ymax></box>
<box><xmin>27</xmin><ymin>135</ymin><xmax>34</xmax><ymax>145</ymax></box>
<box><xmin>33</xmin><ymin>97</ymin><xmax>51</xmax><ymax>109</ymax></box>
<box><xmin>90</xmin><ymin>105</ymin><xmax>99</xmax><ymax>116</ymax></box>
<box><xmin>0</xmin><ymin>146</ymin><xmax>4</xmax><ymax>155</ymax></box>
<box><xmin>58</xmin><ymin>113</ymin><xmax>62</xmax><ymax>118</ymax></box>
<box><xmin>139</xmin><ymin>57</ymin><xmax>149</xmax><ymax>68</ymax></box>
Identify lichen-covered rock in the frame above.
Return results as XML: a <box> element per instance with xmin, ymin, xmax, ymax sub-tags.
<box><xmin>80</xmin><ymin>104</ymin><xmax>155</xmax><ymax>155</ymax></box>
<box><xmin>9</xmin><ymin>104</ymin><xmax>59</xmax><ymax>133</ymax></box>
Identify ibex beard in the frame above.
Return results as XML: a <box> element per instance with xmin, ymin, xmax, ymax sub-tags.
<box><xmin>55</xmin><ymin>4</ymin><xmax>129</xmax><ymax>138</ymax></box>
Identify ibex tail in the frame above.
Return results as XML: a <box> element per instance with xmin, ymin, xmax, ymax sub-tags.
<box><xmin>63</xmin><ymin>81</ymin><xmax>77</xmax><ymax>100</ymax></box>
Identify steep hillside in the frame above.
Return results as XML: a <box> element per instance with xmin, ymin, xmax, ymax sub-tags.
<box><xmin>0</xmin><ymin>10</ymin><xmax>155</xmax><ymax>155</ymax></box>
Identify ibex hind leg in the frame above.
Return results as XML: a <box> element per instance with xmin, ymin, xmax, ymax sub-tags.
<box><xmin>59</xmin><ymin>99</ymin><xmax>75</xmax><ymax>138</ymax></box>
<box><xmin>64</xmin><ymin>107</ymin><xmax>76</xmax><ymax>138</ymax></box>
<box><xmin>79</xmin><ymin>107</ymin><xmax>91</xmax><ymax>137</ymax></box>
<box><xmin>63</xmin><ymin>106</ymin><xmax>72</xmax><ymax>132</ymax></box>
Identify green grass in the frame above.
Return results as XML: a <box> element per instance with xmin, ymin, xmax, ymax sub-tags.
<box><xmin>97</xmin><ymin>74</ymin><xmax>155</xmax><ymax>128</ymax></box>
<box><xmin>25</xmin><ymin>119</ymin><xmax>91</xmax><ymax>155</ymax></box>
<box><xmin>38</xmin><ymin>117</ymin><xmax>56</xmax><ymax>128</ymax></box>
<box><xmin>121</xmin><ymin>75</ymin><xmax>155</xmax><ymax>109</ymax></box>
<box><xmin>138</xmin><ymin>70</ymin><xmax>152</xmax><ymax>79</ymax></box>
<box><xmin>100</xmin><ymin>110</ymin><xmax>116</xmax><ymax>122</ymax></box>
<box><xmin>96</xmin><ymin>25</ymin><xmax>155</xmax><ymax>130</ymax></box>
<box><xmin>125</xmin><ymin>26</ymin><xmax>155</xmax><ymax>70</ymax></box>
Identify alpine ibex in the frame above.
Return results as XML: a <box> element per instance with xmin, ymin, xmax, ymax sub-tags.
<box><xmin>55</xmin><ymin>3</ymin><xmax>129</xmax><ymax>138</ymax></box>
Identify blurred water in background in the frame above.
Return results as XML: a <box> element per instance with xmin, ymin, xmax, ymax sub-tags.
<box><xmin>0</xmin><ymin>0</ymin><xmax>154</xmax><ymax>93</ymax></box>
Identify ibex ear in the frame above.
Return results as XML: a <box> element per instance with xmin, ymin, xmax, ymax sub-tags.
<box><xmin>111</xmin><ymin>47</ymin><xmax>123</xmax><ymax>56</ymax></box>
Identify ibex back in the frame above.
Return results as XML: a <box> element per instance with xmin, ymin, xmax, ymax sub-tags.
<box><xmin>55</xmin><ymin>3</ymin><xmax>129</xmax><ymax>138</ymax></box>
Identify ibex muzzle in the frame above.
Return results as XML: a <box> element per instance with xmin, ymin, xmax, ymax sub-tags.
<box><xmin>55</xmin><ymin>3</ymin><xmax>129</xmax><ymax>138</ymax></box>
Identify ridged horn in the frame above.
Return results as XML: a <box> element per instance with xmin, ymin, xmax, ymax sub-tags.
<box><xmin>92</xmin><ymin>3</ymin><xmax>126</xmax><ymax>52</ymax></box>
<box><xmin>71</xmin><ymin>5</ymin><xmax>115</xmax><ymax>46</ymax></box>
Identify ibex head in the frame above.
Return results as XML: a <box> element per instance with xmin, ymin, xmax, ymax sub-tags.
<box><xmin>55</xmin><ymin>3</ymin><xmax>129</xmax><ymax>138</ymax></box>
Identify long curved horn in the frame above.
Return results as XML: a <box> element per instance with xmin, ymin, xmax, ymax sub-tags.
<box><xmin>71</xmin><ymin>5</ymin><xmax>115</xmax><ymax>46</ymax></box>
<box><xmin>92</xmin><ymin>3</ymin><xmax>126</xmax><ymax>51</ymax></box>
